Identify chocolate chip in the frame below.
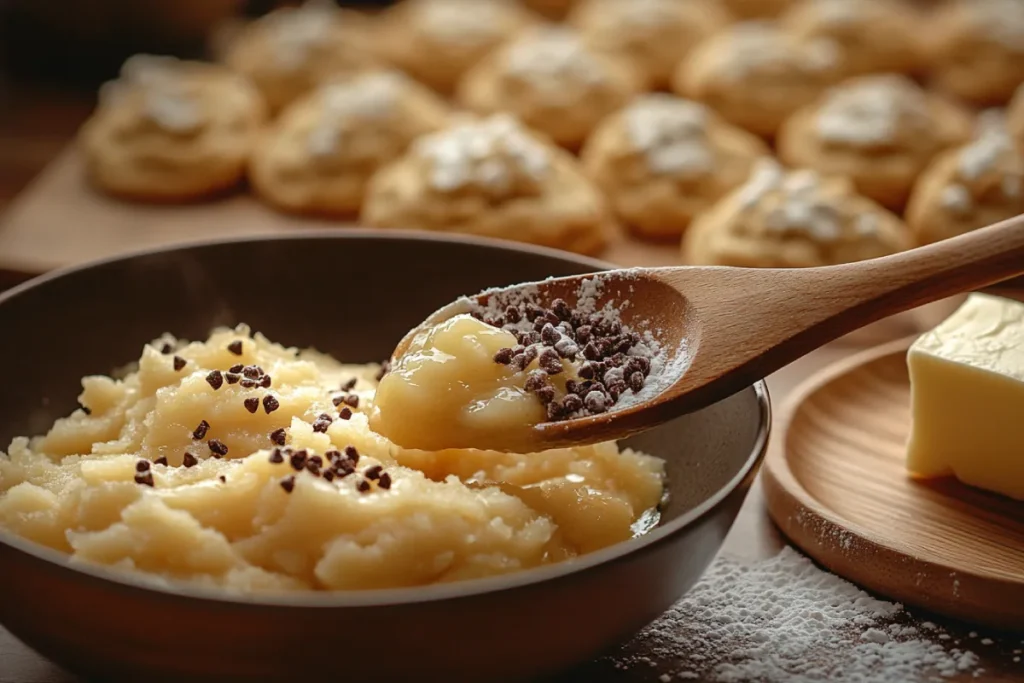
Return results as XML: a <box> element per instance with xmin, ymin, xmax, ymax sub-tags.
<box><xmin>219</xmin><ymin>475</ymin><xmax>227</xmax><ymax>484</ymax></box>
<box><xmin>81</xmin><ymin>405</ymin><xmax>92</xmax><ymax>415</ymax></box>
<box><xmin>209</xmin><ymin>439</ymin><xmax>228</xmax><ymax>457</ymax></box>
<box><xmin>325</xmin><ymin>449</ymin><xmax>341</xmax><ymax>463</ymax></box>
<box><xmin>357</xmin><ymin>480</ymin><xmax>371</xmax><ymax>493</ymax></box>
<box><xmin>525</xmin><ymin>303</ymin><xmax>544</xmax><ymax>322</ymax></box>
<box><xmin>192</xmin><ymin>420</ymin><xmax>210</xmax><ymax>440</ymax></box>
<box><xmin>136</xmin><ymin>460</ymin><xmax>151</xmax><ymax>472</ymax></box>
<box><xmin>579</xmin><ymin>362</ymin><xmax>596</xmax><ymax>379</ymax></box>
<box><xmin>344</xmin><ymin>445</ymin><xmax>360</xmax><ymax>465</ymax></box>
<box><xmin>183</xmin><ymin>452</ymin><xmax>198</xmax><ymax>468</ymax></box>
<box><xmin>535</xmin><ymin>385</ymin><xmax>556</xmax><ymax>404</ymax></box>
<box><xmin>173</xmin><ymin>356</ymin><xmax>187</xmax><ymax>372</ymax></box>
<box><xmin>607</xmin><ymin>381</ymin><xmax>626</xmax><ymax>400</ymax></box>
<box><xmin>280</xmin><ymin>476</ymin><xmax>296</xmax><ymax>493</ymax></box>
<box><xmin>525</xmin><ymin>370</ymin><xmax>549</xmax><ymax>392</ymax></box>
<box><xmin>155</xmin><ymin>456</ymin><xmax>168</xmax><ymax>467</ymax></box>
<box><xmin>312</xmin><ymin>413</ymin><xmax>333</xmax><ymax>433</ymax></box>
<box><xmin>551</xmin><ymin>298</ymin><xmax>572</xmax><ymax>320</ymax></box>
<box><xmin>546</xmin><ymin>401</ymin><xmax>565</xmax><ymax>421</ymax></box>
<box><xmin>242</xmin><ymin>365</ymin><xmax>260</xmax><ymax>379</ymax></box>
<box><xmin>583</xmin><ymin>342</ymin><xmax>601</xmax><ymax>361</ymax></box>
<box><xmin>539</xmin><ymin>349</ymin><xmax>563</xmax><ymax>375</ymax></box>
<box><xmin>504</xmin><ymin>305</ymin><xmax>521</xmax><ymax>323</ymax></box>
<box><xmin>540</xmin><ymin>323</ymin><xmax>560</xmax><ymax>347</ymax></box>
<box><xmin>494</xmin><ymin>348</ymin><xmax>515</xmax><ymax>365</ymax></box>
<box><xmin>338</xmin><ymin>407</ymin><xmax>353</xmax><ymax>420</ymax></box>
<box><xmin>270</xmin><ymin>428</ymin><xmax>287</xmax><ymax>446</ymax></box>
<box><xmin>263</xmin><ymin>395</ymin><xmax>280</xmax><ymax>414</ymax></box>
<box><xmin>206</xmin><ymin>370</ymin><xmax>224</xmax><ymax>390</ymax></box>
<box><xmin>364</xmin><ymin>465</ymin><xmax>383</xmax><ymax>481</ymax></box>
<box><xmin>584</xmin><ymin>390</ymin><xmax>607</xmax><ymax>413</ymax></box>
<box><xmin>260</xmin><ymin>375</ymin><xmax>273</xmax><ymax>388</ymax></box>
<box><xmin>378</xmin><ymin>473</ymin><xmax>392</xmax><ymax>490</ymax></box>
<box><xmin>229</xmin><ymin>364</ymin><xmax>244</xmax><ymax>374</ymax></box>
<box><xmin>269</xmin><ymin>449</ymin><xmax>285</xmax><ymax>464</ymax></box>
<box><xmin>335</xmin><ymin>461</ymin><xmax>355</xmax><ymax>477</ymax></box>
<box><xmin>575</xmin><ymin>325</ymin><xmax>593</xmax><ymax>344</ymax></box>
<box><xmin>541</xmin><ymin>310</ymin><xmax>559</xmax><ymax>327</ymax></box>
<box><xmin>243</xmin><ymin>397</ymin><xmax>259</xmax><ymax>413</ymax></box>
<box><xmin>517</xmin><ymin>331</ymin><xmax>542</xmax><ymax>347</ymax></box>
<box><xmin>342</xmin><ymin>394</ymin><xmax>359</xmax><ymax>408</ymax></box>
<box><xmin>341</xmin><ymin>377</ymin><xmax>358</xmax><ymax>392</ymax></box>
<box><xmin>554</xmin><ymin>338</ymin><xmax>579</xmax><ymax>359</ymax></box>
<box><xmin>226</xmin><ymin>373</ymin><xmax>241</xmax><ymax>385</ymax></box>
<box><xmin>290</xmin><ymin>450</ymin><xmax>308</xmax><ymax>471</ymax></box>
<box><xmin>627</xmin><ymin>371</ymin><xmax>645</xmax><ymax>393</ymax></box>
<box><xmin>134</xmin><ymin>472</ymin><xmax>154</xmax><ymax>487</ymax></box>
<box><xmin>160</xmin><ymin>342</ymin><xmax>173</xmax><ymax>355</ymax></box>
<box><xmin>306</xmin><ymin>460</ymin><xmax>321</xmax><ymax>476</ymax></box>
<box><xmin>308</xmin><ymin>455</ymin><xmax>323</xmax><ymax>468</ymax></box>
<box><xmin>227</xmin><ymin>341</ymin><xmax>243</xmax><ymax>356</ymax></box>
<box><xmin>240</xmin><ymin>378</ymin><xmax>257</xmax><ymax>389</ymax></box>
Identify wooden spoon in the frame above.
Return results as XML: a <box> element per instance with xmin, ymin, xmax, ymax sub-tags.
<box><xmin>392</xmin><ymin>215</ymin><xmax>1024</xmax><ymax>451</ymax></box>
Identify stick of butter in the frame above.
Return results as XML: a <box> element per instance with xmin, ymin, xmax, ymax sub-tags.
<box><xmin>906</xmin><ymin>293</ymin><xmax>1024</xmax><ymax>501</ymax></box>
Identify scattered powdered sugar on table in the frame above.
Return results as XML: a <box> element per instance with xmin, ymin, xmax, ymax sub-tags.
<box><xmin>608</xmin><ymin>548</ymin><xmax>982</xmax><ymax>682</ymax></box>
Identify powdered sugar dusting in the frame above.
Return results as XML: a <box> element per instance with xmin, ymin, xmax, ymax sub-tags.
<box><xmin>625</xmin><ymin>95</ymin><xmax>714</xmax><ymax>177</ymax></box>
<box><xmin>607</xmin><ymin>547</ymin><xmax>983</xmax><ymax>682</ymax></box>
<box><xmin>505</xmin><ymin>27</ymin><xmax>608</xmax><ymax>95</ymax></box>
<box><xmin>816</xmin><ymin>75</ymin><xmax>930</xmax><ymax>148</ymax></box>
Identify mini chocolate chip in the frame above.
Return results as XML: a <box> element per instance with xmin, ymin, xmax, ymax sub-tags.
<box><xmin>341</xmin><ymin>377</ymin><xmax>358</xmax><ymax>392</ymax></box>
<box><xmin>574</xmin><ymin>379</ymin><xmax>598</xmax><ymax>396</ymax></box>
<box><xmin>263</xmin><ymin>395</ymin><xmax>280</xmax><ymax>414</ymax></box>
<box><xmin>342</xmin><ymin>394</ymin><xmax>359</xmax><ymax>408</ymax></box>
<box><xmin>607</xmin><ymin>381</ymin><xmax>626</xmax><ymax>400</ymax></box>
<box><xmin>308</xmin><ymin>455</ymin><xmax>323</xmax><ymax>468</ymax></box>
<box><xmin>525</xmin><ymin>303</ymin><xmax>544</xmax><ymax>322</ymax></box>
<box><xmin>583</xmin><ymin>342</ymin><xmax>601</xmax><ymax>361</ymax></box>
<box><xmin>219</xmin><ymin>475</ymin><xmax>227</xmax><ymax>484</ymax></box>
<box><xmin>242</xmin><ymin>365</ymin><xmax>260</xmax><ymax>379</ymax></box>
<box><xmin>565</xmin><ymin>379</ymin><xmax>579</xmax><ymax>394</ymax></box>
<box><xmin>627</xmin><ymin>371</ymin><xmax>645</xmax><ymax>393</ymax></box>
<box><xmin>242</xmin><ymin>397</ymin><xmax>258</xmax><ymax>413</ymax></box>
<box><xmin>357</xmin><ymin>479</ymin><xmax>371</xmax><ymax>493</ymax></box>
<box><xmin>554</xmin><ymin>338</ymin><xmax>579</xmax><ymax>359</ymax></box>
<box><xmin>229</xmin><ymin>364</ymin><xmax>244</xmax><ymax>374</ymax></box>
<box><xmin>486</xmin><ymin>315</ymin><xmax>506</xmax><ymax>328</ymax></box>
<box><xmin>160</xmin><ymin>342</ymin><xmax>173</xmax><ymax>355</ymax></box>
<box><xmin>575</xmin><ymin>325</ymin><xmax>593</xmax><ymax>344</ymax></box>
<box><xmin>136</xmin><ymin>460</ymin><xmax>151</xmax><ymax>473</ymax></box>
<box><xmin>494</xmin><ymin>347</ymin><xmax>515</xmax><ymax>365</ymax></box>
<box><xmin>183</xmin><ymin>452</ymin><xmax>198</xmax><ymax>468</ymax></box>
<box><xmin>540</xmin><ymin>323</ymin><xmax>560</xmax><ymax>346</ymax></box>
<box><xmin>134</xmin><ymin>472</ymin><xmax>154</xmax><ymax>487</ymax></box>
<box><xmin>578</xmin><ymin>362</ymin><xmax>596</xmax><ymax>379</ymax></box>
<box><xmin>240</xmin><ymin>378</ymin><xmax>257</xmax><ymax>389</ymax></box>
<box><xmin>546</xmin><ymin>401</ymin><xmax>565</xmax><ymax>420</ymax></box>
<box><xmin>525</xmin><ymin>370</ymin><xmax>549</xmax><ymax>392</ymax></box>
<box><xmin>584</xmin><ymin>390</ymin><xmax>607</xmax><ymax>413</ymax></box>
<box><xmin>323</xmin><ymin>470</ymin><xmax>336</xmax><ymax>482</ymax></box>
<box><xmin>539</xmin><ymin>349</ymin><xmax>563</xmax><ymax>375</ymax></box>
<box><xmin>81</xmin><ymin>406</ymin><xmax>92</xmax><ymax>415</ymax></box>
<box><xmin>561</xmin><ymin>393</ymin><xmax>583</xmax><ymax>413</ymax></box>
<box><xmin>260</xmin><ymin>375</ymin><xmax>272</xmax><ymax>388</ymax></box>
<box><xmin>227</xmin><ymin>341</ymin><xmax>243</xmax><ymax>356</ymax></box>
<box><xmin>173</xmin><ymin>356</ymin><xmax>187</xmax><ymax>372</ymax></box>
<box><xmin>535</xmin><ymin>385</ymin><xmax>556</xmax><ymax>404</ymax></box>
<box><xmin>192</xmin><ymin>420</ymin><xmax>210</xmax><ymax>440</ymax></box>
<box><xmin>312</xmin><ymin>413</ymin><xmax>333</xmax><ymax>433</ymax></box>
<box><xmin>522</xmin><ymin>345</ymin><xmax>539</xmax><ymax>364</ymax></box>
<box><xmin>364</xmin><ymin>465</ymin><xmax>383</xmax><ymax>481</ymax></box>
<box><xmin>206</xmin><ymin>370</ymin><xmax>224</xmax><ymax>390</ymax></box>
<box><xmin>378</xmin><ymin>473</ymin><xmax>392</xmax><ymax>490</ymax></box>
<box><xmin>290</xmin><ymin>450</ymin><xmax>308</xmax><ymax>471</ymax></box>
<box><xmin>325</xmin><ymin>449</ymin><xmax>341</xmax><ymax>463</ymax></box>
<box><xmin>339</xmin><ymin>407</ymin><xmax>353</xmax><ymax>420</ymax></box>
<box><xmin>226</xmin><ymin>373</ymin><xmax>241</xmax><ymax>384</ymax></box>
<box><xmin>306</xmin><ymin>461</ymin><xmax>321</xmax><ymax>476</ymax></box>
<box><xmin>269</xmin><ymin>449</ymin><xmax>285</xmax><ymax>464</ymax></box>
<box><xmin>270</xmin><ymin>428</ymin><xmax>287</xmax><ymax>446</ymax></box>
<box><xmin>280</xmin><ymin>476</ymin><xmax>296</xmax><ymax>493</ymax></box>
<box><xmin>551</xmin><ymin>298</ymin><xmax>572</xmax><ymax>321</ymax></box>
<box><xmin>635</xmin><ymin>356</ymin><xmax>652</xmax><ymax>375</ymax></box>
<box><xmin>504</xmin><ymin>305</ymin><xmax>521</xmax><ymax>323</ymax></box>
<box><xmin>334</xmin><ymin>460</ymin><xmax>355</xmax><ymax>477</ymax></box>
<box><xmin>541</xmin><ymin>310</ymin><xmax>559</xmax><ymax>326</ymax></box>
<box><xmin>209</xmin><ymin>439</ymin><xmax>228</xmax><ymax>457</ymax></box>
<box><xmin>332</xmin><ymin>395</ymin><xmax>346</xmax><ymax>407</ymax></box>
<box><xmin>155</xmin><ymin>456</ymin><xmax>168</xmax><ymax>466</ymax></box>
<box><xmin>344</xmin><ymin>445</ymin><xmax>360</xmax><ymax>464</ymax></box>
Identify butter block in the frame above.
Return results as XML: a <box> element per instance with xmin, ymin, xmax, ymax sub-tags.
<box><xmin>906</xmin><ymin>293</ymin><xmax>1024</xmax><ymax>501</ymax></box>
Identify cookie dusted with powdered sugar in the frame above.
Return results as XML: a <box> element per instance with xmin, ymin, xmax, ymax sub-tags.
<box><xmin>569</xmin><ymin>0</ymin><xmax>731</xmax><ymax>90</ymax></box>
<box><xmin>777</xmin><ymin>74</ymin><xmax>973</xmax><ymax>210</ymax></box>
<box><xmin>672</xmin><ymin>21</ymin><xmax>844</xmax><ymax>139</ymax></box>
<box><xmin>456</xmin><ymin>26</ymin><xmax>641</xmax><ymax>150</ymax></box>
<box><xmin>580</xmin><ymin>93</ymin><xmax>769</xmax><ymax>239</ymax></box>
<box><xmin>223</xmin><ymin>1</ymin><xmax>379</xmax><ymax>114</ymax></box>
<box><xmin>80</xmin><ymin>55</ymin><xmax>266</xmax><ymax>201</ymax></box>
<box><xmin>906</xmin><ymin>112</ymin><xmax>1024</xmax><ymax>246</ymax></box>
<box><xmin>376</xmin><ymin>0</ymin><xmax>536</xmax><ymax>95</ymax></box>
<box><xmin>250</xmin><ymin>71</ymin><xmax>451</xmax><ymax>216</ymax></box>
<box><xmin>683</xmin><ymin>159</ymin><xmax>911</xmax><ymax>268</ymax></box>
<box><xmin>926</xmin><ymin>0</ymin><xmax>1024</xmax><ymax>105</ymax></box>
<box><xmin>361</xmin><ymin>114</ymin><xmax>613</xmax><ymax>255</ymax></box>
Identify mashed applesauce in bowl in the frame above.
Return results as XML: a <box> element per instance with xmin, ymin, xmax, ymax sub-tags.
<box><xmin>0</xmin><ymin>232</ymin><xmax>769</xmax><ymax>683</ymax></box>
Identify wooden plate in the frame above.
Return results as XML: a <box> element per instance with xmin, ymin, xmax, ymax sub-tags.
<box><xmin>763</xmin><ymin>338</ymin><xmax>1024</xmax><ymax>632</ymax></box>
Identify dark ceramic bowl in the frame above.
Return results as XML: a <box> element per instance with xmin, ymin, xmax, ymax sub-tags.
<box><xmin>0</xmin><ymin>232</ymin><xmax>770</xmax><ymax>683</ymax></box>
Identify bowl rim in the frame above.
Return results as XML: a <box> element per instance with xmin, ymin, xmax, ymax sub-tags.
<box><xmin>0</xmin><ymin>230</ymin><xmax>772</xmax><ymax>608</ymax></box>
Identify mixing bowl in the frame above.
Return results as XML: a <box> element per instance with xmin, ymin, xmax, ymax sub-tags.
<box><xmin>0</xmin><ymin>231</ymin><xmax>770</xmax><ymax>683</ymax></box>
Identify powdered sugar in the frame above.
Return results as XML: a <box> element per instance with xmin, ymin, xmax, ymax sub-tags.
<box><xmin>608</xmin><ymin>547</ymin><xmax>982</xmax><ymax>682</ymax></box>
<box><xmin>967</xmin><ymin>0</ymin><xmax>1024</xmax><ymax>51</ymax></box>
<box><xmin>267</xmin><ymin>1</ymin><xmax>337</xmax><ymax>69</ymax></box>
<box><xmin>959</xmin><ymin>113</ymin><xmax>1016</xmax><ymax>181</ymax></box>
<box><xmin>505</xmin><ymin>28</ymin><xmax>608</xmax><ymax>95</ymax></box>
<box><xmin>735</xmin><ymin>160</ymin><xmax>849</xmax><ymax>243</ymax></box>
<box><xmin>307</xmin><ymin>73</ymin><xmax>404</xmax><ymax>157</ymax></box>
<box><xmin>625</xmin><ymin>95</ymin><xmax>714</xmax><ymax>177</ymax></box>
<box><xmin>418</xmin><ymin>0</ymin><xmax>507</xmax><ymax>43</ymax></box>
<box><xmin>719</xmin><ymin>22</ymin><xmax>837</xmax><ymax>80</ymax></box>
<box><xmin>106</xmin><ymin>55</ymin><xmax>202</xmax><ymax>133</ymax></box>
<box><xmin>816</xmin><ymin>75</ymin><xmax>930</xmax><ymax>148</ymax></box>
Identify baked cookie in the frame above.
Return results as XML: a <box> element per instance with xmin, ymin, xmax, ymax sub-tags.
<box><xmin>781</xmin><ymin>0</ymin><xmax>924</xmax><ymax>78</ymax></box>
<box><xmin>906</xmin><ymin>112</ymin><xmax>1024</xmax><ymax>246</ymax></box>
<box><xmin>719</xmin><ymin>0</ymin><xmax>797</xmax><ymax>19</ymax></box>
<box><xmin>580</xmin><ymin>93</ymin><xmax>769</xmax><ymax>239</ymax></box>
<box><xmin>926</xmin><ymin>0</ymin><xmax>1024</xmax><ymax>105</ymax></box>
<box><xmin>80</xmin><ymin>54</ymin><xmax>265</xmax><ymax>201</ymax></box>
<box><xmin>375</xmin><ymin>0</ymin><xmax>535</xmax><ymax>95</ymax></box>
<box><xmin>457</xmin><ymin>26</ymin><xmax>642</xmax><ymax>149</ymax></box>
<box><xmin>522</xmin><ymin>0</ymin><xmax>578</xmax><ymax>19</ymax></box>
<box><xmin>569</xmin><ymin>0</ymin><xmax>732</xmax><ymax>90</ymax></box>
<box><xmin>777</xmin><ymin>74</ymin><xmax>974</xmax><ymax>210</ymax></box>
<box><xmin>672</xmin><ymin>21</ymin><xmax>843</xmax><ymax>139</ymax></box>
<box><xmin>250</xmin><ymin>71</ymin><xmax>451</xmax><ymax>216</ymax></box>
<box><xmin>683</xmin><ymin>159</ymin><xmax>911</xmax><ymax>268</ymax></box>
<box><xmin>362</xmin><ymin>114</ymin><xmax>612</xmax><ymax>254</ymax></box>
<box><xmin>1007</xmin><ymin>84</ymin><xmax>1024</xmax><ymax>151</ymax></box>
<box><xmin>223</xmin><ymin>1</ymin><xmax>378</xmax><ymax>114</ymax></box>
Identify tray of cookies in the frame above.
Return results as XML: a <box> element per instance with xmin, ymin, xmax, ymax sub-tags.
<box><xmin>0</xmin><ymin>0</ymin><xmax>1021</xmax><ymax>308</ymax></box>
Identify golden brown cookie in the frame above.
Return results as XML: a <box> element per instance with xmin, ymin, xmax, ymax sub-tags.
<box><xmin>79</xmin><ymin>54</ymin><xmax>266</xmax><ymax>202</ymax></box>
<box><xmin>569</xmin><ymin>0</ymin><xmax>732</xmax><ymax>90</ymax></box>
<box><xmin>1008</xmin><ymin>83</ymin><xmax>1024</xmax><ymax>150</ymax></box>
<box><xmin>580</xmin><ymin>93</ymin><xmax>769</xmax><ymax>239</ymax></box>
<box><xmin>926</xmin><ymin>0</ymin><xmax>1024</xmax><ymax>105</ymax></box>
<box><xmin>250</xmin><ymin>71</ymin><xmax>451</xmax><ymax>217</ymax></box>
<box><xmin>672</xmin><ymin>21</ymin><xmax>844</xmax><ymax>139</ymax></box>
<box><xmin>362</xmin><ymin>114</ymin><xmax>613</xmax><ymax>255</ymax></box>
<box><xmin>781</xmin><ymin>0</ymin><xmax>924</xmax><ymax>78</ymax></box>
<box><xmin>683</xmin><ymin>158</ymin><xmax>911</xmax><ymax>268</ymax></box>
<box><xmin>223</xmin><ymin>1</ymin><xmax>379</xmax><ymax>114</ymax></box>
<box><xmin>457</xmin><ymin>26</ymin><xmax>642</xmax><ymax>150</ymax></box>
<box><xmin>906</xmin><ymin>112</ymin><xmax>1024</xmax><ymax>246</ymax></box>
<box><xmin>777</xmin><ymin>74</ymin><xmax>974</xmax><ymax>210</ymax></box>
<box><xmin>719</xmin><ymin>0</ymin><xmax>797</xmax><ymax>19</ymax></box>
<box><xmin>375</xmin><ymin>0</ymin><xmax>536</xmax><ymax>95</ymax></box>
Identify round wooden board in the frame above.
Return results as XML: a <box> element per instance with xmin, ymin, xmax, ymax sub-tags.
<box><xmin>763</xmin><ymin>337</ymin><xmax>1024</xmax><ymax>632</ymax></box>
